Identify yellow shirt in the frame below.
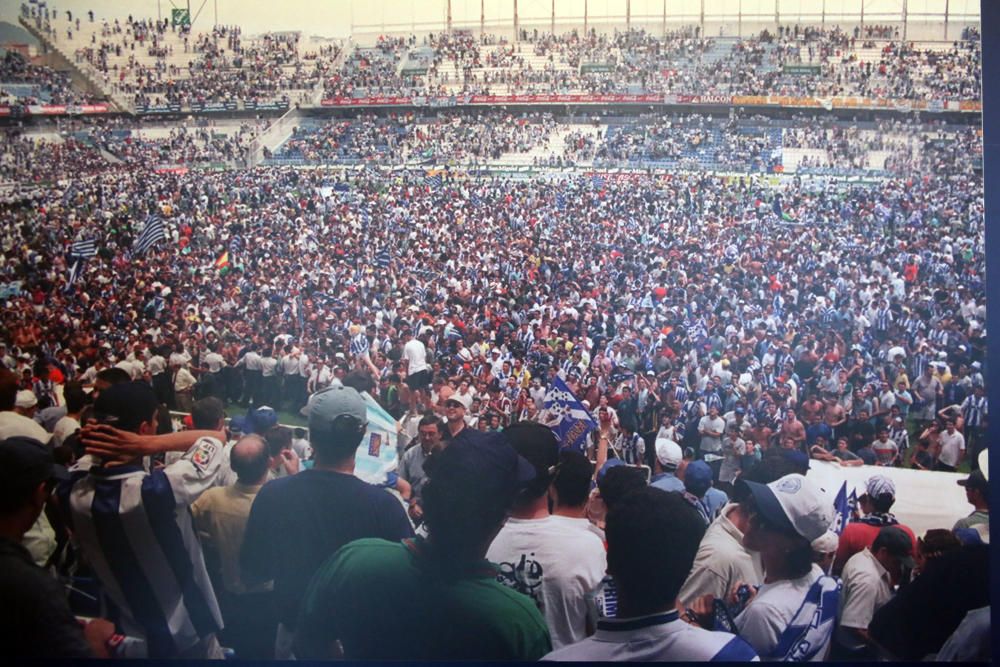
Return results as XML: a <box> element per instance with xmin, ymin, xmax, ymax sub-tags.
<box><xmin>191</xmin><ymin>482</ymin><xmax>271</xmax><ymax>595</ymax></box>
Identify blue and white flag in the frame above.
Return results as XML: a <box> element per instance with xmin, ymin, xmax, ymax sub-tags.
<box><xmin>470</xmin><ymin>192</ymin><xmax>483</xmax><ymax>207</ymax></box>
<box><xmin>66</xmin><ymin>259</ymin><xmax>83</xmax><ymax>290</ymax></box>
<box><xmin>375</xmin><ymin>248</ymin><xmax>391</xmax><ymax>268</ymax></box>
<box><xmin>833</xmin><ymin>482</ymin><xmax>851</xmax><ymax>535</ymax></box>
<box><xmin>556</xmin><ymin>192</ymin><xmax>567</xmax><ymax>210</ymax></box>
<box><xmin>591</xmin><ymin>175</ymin><xmax>605</xmax><ymax>190</ymax></box>
<box><xmin>133</xmin><ymin>215</ymin><xmax>166</xmax><ymax>255</ymax></box>
<box><xmin>541</xmin><ymin>376</ymin><xmax>597</xmax><ymax>452</ymax></box>
<box><xmin>424</xmin><ymin>173</ymin><xmax>443</xmax><ymax>189</ymax></box>
<box><xmin>69</xmin><ymin>238</ymin><xmax>97</xmax><ymax>259</ymax></box>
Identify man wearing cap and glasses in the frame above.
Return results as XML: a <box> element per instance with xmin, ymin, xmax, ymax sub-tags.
<box><xmin>241</xmin><ymin>385</ymin><xmax>413</xmax><ymax>659</ymax></box>
<box><xmin>442</xmin><ymin>391</ymin><xmax>472</xmax><ymax>440</ymax></box>
<box><xmin>295</xmin><ymin>429</ymin><xmax>551</xmax><ymax>660</ymax></box>
<box><xmin>0</xmin><ymin>436</ymin><xmax>96</xmax><ymax>658</ymax></box>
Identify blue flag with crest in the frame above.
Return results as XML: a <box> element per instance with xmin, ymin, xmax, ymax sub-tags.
<box><xmin>542</xmin><ymin>377</ymin><xmax>598</xmax><ymax>452</ymax></box>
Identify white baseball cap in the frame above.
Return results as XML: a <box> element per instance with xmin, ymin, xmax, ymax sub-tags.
<box><xmin>15</xmin><ymin>390</ymin><xmax>38</xmax><ymax>409</ymax></box>
<box><xmin>742</xmin><ymin>473</ymin><xmax>835</xmax><ymax>542</ymax></box>
<box><xmin>655</xmin><ymin>438</ymin><xmax>682</xmax><ymax>470</ymax></box>
<box><xmin>445</xmin><ymin>392</ymin><xmax>472</xmax><ymax>410</ymax></box>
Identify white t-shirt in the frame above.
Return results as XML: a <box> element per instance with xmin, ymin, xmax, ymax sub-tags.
<box><xmin>0</xmin><ymin>411</ymin><xmax>51</xmax><ymax>443</ymax></box>
<box><xmin>735</xmin><ymin>564</ymin><xmax>831</xmax><ymax>661</ymax></box>
<box><xmin>487</xmin><ymin>515</ymin><xmax>607</xmax><ymax>650</ymax></box>
<box><xmin>543</xmin><ymin>611</ymin><xmax>759</xmax><ymax>661</ymax></box>
<box><xmin>698</xmin><ymin>415</ymin><xmax>726</xmax><ymax>453</ymax></box>
<box><xmin>937</xmin><ymin>429</ymin><xmax>966</xmax><ymax>467</ymax></box>
<box><xmin>403</xmin><ymin>338</ymin><xmax>429</xmax><ymax>376</ymax></box>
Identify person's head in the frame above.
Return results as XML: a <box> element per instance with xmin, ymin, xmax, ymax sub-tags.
<box><xmin>958</xmin><ymin>470</ymin><xmax>989</xmax><ymax>509</ymax></box>
<box><xmin>229</xmin><ymin>434</ymin><xmax>270</xmax><ymax>485</ymax></box>
<box><xmin>551</xmin><ymin>449</ymin><xmax>594</xmax><ymax>511</ymax></box>
<box><xmin>0</xmin><ymin>437</ymin><xmax>65</xmax><ymax>539</ymax></box>
<box><xmin>444</xmin><ymin>392</ymin><xmax>471</xmax><ymax>424</ymax></box>
<box><xmin>306</xmin><ymin>385</ymin><xmax>368</xmax><ymax>465</ymax></box>
<box><xmin>683</xmin><ymin>460</ymin><xmax>714</xmax><ymax>498</ymax></box>
<box><xmin>871</xmin><ymin>526</ymin><xmax>915</xmax><ymax>586</ymax></box>
<box><xmin>863</xmin><ymin>475</ymin><xmax>897</xmax><ymax>514</ymax></box>
<box><xmin>264</xmin><ymin>425</ymin><xmax>293</xmax><ymax>461</ymax></box>
<box><xmin>93</xmin><ymin>367</ymin><xmax>131</xmax><ymax>399</ymax></box>
<box><xmin>606</xmin><ymin>487</ymin><xmax>706</xmax><ymax>616</ymax></box>
<box><xmin>596</xmin><ymin>462</ymin><xmax>648</xmax><ymax>511</ymax></box>
<box><xmin>417</xmin><ymin>413</ymin><xmax>444</xmax><ymax>452</ymax></box>
<box><xmin>503</xmin><ymin>421</ymin><xmax>560</xmax><ymax>507</ymax></box>
<box><xmin>421</xmin><ymin>430</ymin><xmax>535</xmax><ymax>561</ymax></box>
<box><xmin>944</xmin><ymin>418</ymin><xmax>956</xmax><ymax>434</ymax></box>
<box><xmin>740</xmin><ymin>473</ymin><xmax>835</xmax><ymax>580</ymax></box>
<box><xmin>915</xmin><ymin>528</ymin><xmax>961</xmax><ymax>572</ymax></box>
<box><xmin>14</xmin><ymin>390</ymin><xmax>37</xmax><ymax>417</ymax></box>
<box><xmin>191</xmin><ymin>396</ymin><xmax>225</xmax><ymax>431</ymax></box>
<box><xmin>654</xmin><ymin>438</ymin><xmax>682</xmax><ymax>474</ymax></box>
<box><xmin>93</xmin><ymin>381</ymin><xmax>160</xmax><ymax>442</ymax></box>
<box><xmin>341</xmin><ymin>370</ymin><xmax>375</xmax><ymax>395</ymax></box>
<box><xmin>62</xmin><ymin>380</ymin><xmax>89</xmax><ymax>415</ymax></box>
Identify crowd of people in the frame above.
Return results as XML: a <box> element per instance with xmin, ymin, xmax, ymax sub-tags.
<box><xmin>22</xmin><ymin>6</ymin><xmax>339</xmax><ymax>110</ymax></box>
<box><xmin>0</xmin><ymin>50</ymin><xmax>101</xmax><ymax>106</ymax></box>
<box><xmin>0</xmin><ymin>4</ymin><xmax>989</xmax><ymax>663</ymax></box>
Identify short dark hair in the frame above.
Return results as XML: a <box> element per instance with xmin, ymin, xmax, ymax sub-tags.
<box><xmin>598</xmin><ymin>465</ymin><xmax>648</xmax><ymax>511</ymax></box>
<box><xmin>230</xmin><ymin>435</ymin><xmax>270</xmax><ymax>483</ymax></box>
<box><xmin>870</xmin><ymin>492</ymin><xmax>896</xmax><ymax>513</ymax></box>
<box><xmin>310</xmin><ymin>417</ymin><xmax>366</xmax><ymax>463</ymax></box>
<box><xmin>62</xmin><ymin>381</ymin><xmax>89</xmax><ymax>414</ymax></box>
<box><xmin>732</xmin><ymin>455</ymin><xmax>800</xmax><ymax>503</ymax></box>
<box><xmin>96</xmin><ymin>367</ymin><xmax>131</xmax><ymax>386</ymax></box>
<box><xmin>191</xmin><ymin>397</ymin><xmax>225</xmax><ymax>430</ymax></box>
<box><xmin>504</xmin><ymin>421</ymin><xmax>560</xmax><ymax>501</ymax></box>
<box><xmin>606</xmin><ymin>487</ymin><xmax>706</xmax><ymax>612</ymax></box>
<box><xmin>264</xmin><ymin>426</ymin><xmax>293</xmax><ymax>457</ymax></box>
<box><xmin>342</xmin><ymin>370</ymin><xmax>374</xmax><ymax>394</ymax></box>
<box><xmin>418</xmin><ymin>413</ymin><xmax>444</xmax><ymax>433</ymax></box>
<box><xmin>552</xmin><ymin>449</ymin><xmax>594</xmax><ymax>508</ymax></box>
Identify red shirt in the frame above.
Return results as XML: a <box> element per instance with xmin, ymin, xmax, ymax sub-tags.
<box><xmin>833</xmin><ymin>520</ymin><xmax>917</xmax><ymax>574</ymax></box>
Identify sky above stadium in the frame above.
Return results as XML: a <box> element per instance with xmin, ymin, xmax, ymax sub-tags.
<box><xmin>4</xmin><ymin>0</ymin><xmax>980</xmax><ymax>42</ymax></box>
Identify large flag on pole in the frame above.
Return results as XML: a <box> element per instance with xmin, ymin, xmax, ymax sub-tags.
<box><xmin>133</xmin><ymin>215</ymin><xmax>166</xmax><ymax>255</ymax></box>
<box><xmin>541</xmin><ymin>377</ymin><xmax>598</xmax><ymax>452</ymax></box>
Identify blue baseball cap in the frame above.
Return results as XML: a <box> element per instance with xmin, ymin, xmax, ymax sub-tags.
<box><xmin>596</xmin><ymin>458</ymin><xmax>626</xmax><ymax>483</ymax></box>
<box><xmin>684</xmin><ymin>460</ymin><xmax>714</xmax><ymax>497</ymax></box>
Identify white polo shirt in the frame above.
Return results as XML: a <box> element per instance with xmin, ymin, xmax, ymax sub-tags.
<box><xmin>836</xmin><ymin>548</ymin><xmax>892</xmax><ymax>650</ymax></box>
<box><xmin>543</xmin><ymin>610</ymin><xmax>759</xmax><ymax>661</ymax></box>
